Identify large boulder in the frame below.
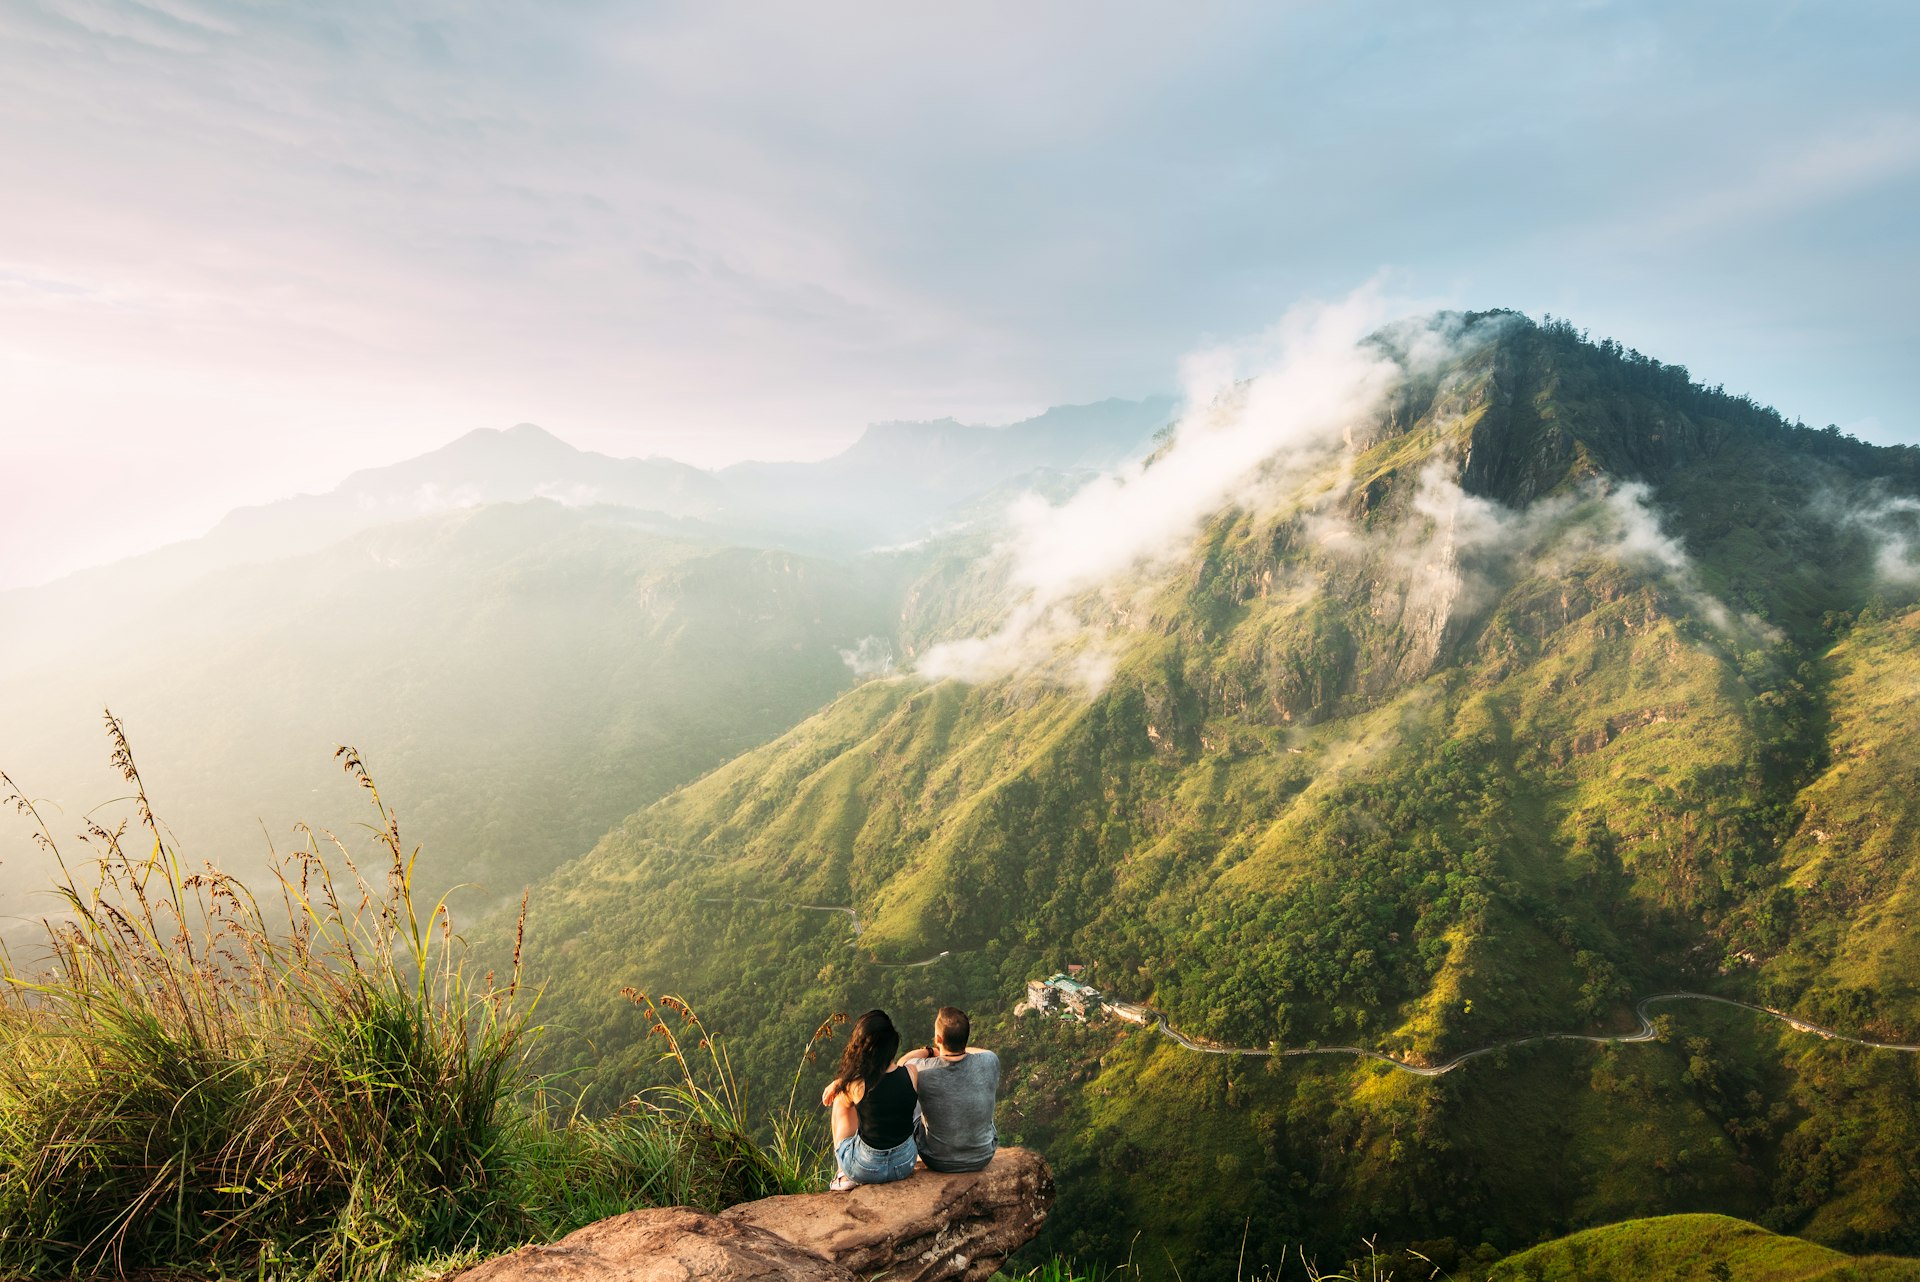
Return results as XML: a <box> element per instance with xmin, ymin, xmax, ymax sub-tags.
<box><xmin>458</xmin><ymin>1147</ymin><xmax>1053</xmax><ymax>1282</ymax></box>
<box><xmin>456</xmin><ymin>1206</ymin><xmax>858</xmax><ymax>1282</ymax></box>
<box><xmin>726</xmin><ymin>1147</ymin><xmax>1054</xmax><ymax>1282</ymax></box>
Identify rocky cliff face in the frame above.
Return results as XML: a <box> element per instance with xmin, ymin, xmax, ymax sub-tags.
<box><xmin>458</xmin><ymin>1149</ymin><xmax>1053</xmax><ymax>1282</ymax></box>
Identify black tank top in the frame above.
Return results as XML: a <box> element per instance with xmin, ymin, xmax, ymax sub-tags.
<box><xmin>856</xmin><ymin>1065</ymin><xmax>917</xmax><ymax>1149</ymax></box>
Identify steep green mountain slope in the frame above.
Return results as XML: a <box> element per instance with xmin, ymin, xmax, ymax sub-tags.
<box><xmin>506</xmin><ymin>314</ymin><xmax>1920</xmax><ymax>1274</ymax></box>
<box><xmin>1766</xmin><ymin>607</ymin><xmax>1920</xmax><ymax>1030</ymax></box>
<box><xmin>0</xmin><ymin>500</ymin><xmax>900</xmax><ymax>922</ymax></box>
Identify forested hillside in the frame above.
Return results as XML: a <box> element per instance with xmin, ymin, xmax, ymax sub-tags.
<box><xmin>503</xmin><ymin>314</ymin><xmax>1920</xmax><ymax>1274</ymax></box>
<box><xmin>0</xmin><ymin>502</ymin><xmax>900</xmax><ymax>925</ymax></box>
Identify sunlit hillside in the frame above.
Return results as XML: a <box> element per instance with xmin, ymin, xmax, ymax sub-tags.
<box><xmin>495</xmin><ymin>314</ymin><xmax>1920</xmax><ymax>1273</ymax></box>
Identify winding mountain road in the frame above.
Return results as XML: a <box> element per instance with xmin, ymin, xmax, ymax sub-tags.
<box><xmin>1135</xmin><ymin>992</ymin><xmax>1920</xmax><ymax>1076</ymax></box>
<box><xmin>708</xmin><ymin>896</ymin><xmax>1920</xmax><ymax>1072</ymax></box>
<box><xmin>704</xmin><ymin>896</ymin><xmax>862</xmax><ymax>935</ymax></box>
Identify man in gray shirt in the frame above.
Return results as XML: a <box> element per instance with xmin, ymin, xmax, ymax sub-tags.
<box><xmin>901</xmin><ymin>1006</ymin><xmax>1000</xmax><ymax>1172</ymax></box>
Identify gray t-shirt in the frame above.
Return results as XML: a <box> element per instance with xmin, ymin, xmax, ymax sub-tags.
<box><xmin>908</xmin><ymin>1050</ymin><xmax>1000</xmax><ymax>1172</ymax></box>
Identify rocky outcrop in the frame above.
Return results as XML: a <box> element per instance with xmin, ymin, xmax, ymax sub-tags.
<box><xmin>455</xmin><ymin>1205</ymin><xmax>857</xmax><ymax>1282</ymax></box>
<box><xmin>458</xmin><ymin>1148</ymin><xmax>1052</xmax><ymax>1282</ymax></box>
<box><xmin>726</xmin><ymin>1147</ymin><xmax>1053</xmax><ymax>1282</ymax></box>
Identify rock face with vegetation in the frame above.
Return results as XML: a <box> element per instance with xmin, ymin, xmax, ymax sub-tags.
<box><xmin>498</xmin><ymin>314</ymin><xmax>1920</xmax><ymax>1274</ymax></box>
<box><xmin>460</xmin><ymin>1149</ymin><xmax>1053</xmax><ymax>1282</ymax></box>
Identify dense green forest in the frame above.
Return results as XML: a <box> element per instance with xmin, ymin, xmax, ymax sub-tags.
<box><xmin>493</xmin><ymin>314</ymin><xmax>1920</xmax><ymax>1275</ymax></box>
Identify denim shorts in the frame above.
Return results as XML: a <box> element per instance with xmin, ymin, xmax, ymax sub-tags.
<box><xmin>835</xmin><ymin>1133</ymin><xmax>917</xmax><ymax>1184</ymax></box>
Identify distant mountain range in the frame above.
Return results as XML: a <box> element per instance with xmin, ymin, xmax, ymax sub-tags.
<box><xmin>206</xmin><ymin>421</ymin><xmax>727</xmax><ymax>554</ymax></box>
<box><xmin>0</xmin><ymin>398</ymin><xmax>1173</xmax><ymax>676</ymax></box>
<box><xmin>717</xmin><ymin>398</ymin><xmax>1179</xmax><ymax>544</ymax></box>
<box><xmin>0</xmin><ymin>395</ymin><xmax>1172</xmax><ymax>936</ymax></box>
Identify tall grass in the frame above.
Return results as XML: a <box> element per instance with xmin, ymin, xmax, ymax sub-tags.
<box><xmin>0</xmin><ymin>714</ymin><xmax>832</xmax><ymax>1280</ymax></box>
<box><xmin>619</xmin><ymin>991</ymin><xmax>841</xmax><ymax>1203</ymax></box>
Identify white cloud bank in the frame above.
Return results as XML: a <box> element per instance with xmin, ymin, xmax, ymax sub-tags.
<box><xmin>1838</xmin><ymin>494</ymin><xmax>1920</xmax><ymax>585</ymax></box>
<box><xmin>1396</xmin><ymin>463</ymin><xmax>1744</xmax><ymax>637</ymax></box>
<box><xmin>918</xmin><ymin>287</ymin><xmax>1419</xmax><ymax>690</ymax></box>
<box><xmin>839</xmin><ymin>636</ymin><xmax>897</xmax><ymax>679</ymax></box>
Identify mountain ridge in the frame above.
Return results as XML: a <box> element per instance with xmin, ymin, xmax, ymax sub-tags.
<box><xmin>5</xmin><ymin>396</ymin><xmax>1179</xmax><ymax>608</ymax></box>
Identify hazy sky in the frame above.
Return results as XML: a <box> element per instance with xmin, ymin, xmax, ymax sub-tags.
<box><xmin>3</xmin><ymin>1</ymin><xmax>1916</xmax><ymax>588</ymax></box>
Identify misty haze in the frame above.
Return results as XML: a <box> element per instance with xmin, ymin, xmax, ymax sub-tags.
<box><xmin>3</xmin><ymin>6</ymin><xmax>1919</xmax><ymax>1282</ymax></box>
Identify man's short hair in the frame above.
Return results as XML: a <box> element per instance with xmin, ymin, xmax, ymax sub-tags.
<box><xmin>935</xmin><ymin>1006</ymin><xmax>970</xmax><ymax>1052</ymax></box>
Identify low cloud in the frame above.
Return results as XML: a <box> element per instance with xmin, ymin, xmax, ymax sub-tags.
<box><xmin>1835</xmin><ymin>493</ymin><xmax>1920</xmax><ymax>585</ymax></box>
<box><xmin>1385</xmin><ymin>463</ymin><xmax>1743</xmax><ymax>637</ymax></box>
<box><xmin>1005</xmin><ymin>288</ymin><xmax>1408</xmax><ymax>603</ymax></box>
<box><xmin>918</xmin><ymin>286</ymin><xmax>1424</xmax><ymax>691</ymax></box>
<box><xmin>917</xmin><ymin>294</ymin><xmax>1769</xmax><ymax>697</ymax></box>
<box><xmin>839</xmin><ymin>635</ymin><xmax>897</xmax><ymax>679</ymax></box>
<box><xmin>1553</xmin><ymin>480</ymin><xmax>1751</xmax><ymax>634</ymax></box>
<box><xmin>534</xmin><ymin>481</ymin><xmax>605</xmax><ymax>507</ymax></box>
<box><xmin>915</xmin><ymin>604</ymin><xmax>1119</xmax><ymax>694</ymax></box>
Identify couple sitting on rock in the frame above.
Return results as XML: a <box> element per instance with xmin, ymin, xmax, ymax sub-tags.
<box><xmin>819</xmin><ymin>1006</ymin><xmax>999</xmax><ymax>1191</ymax></box>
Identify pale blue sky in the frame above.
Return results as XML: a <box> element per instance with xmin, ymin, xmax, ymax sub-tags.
<box><xmin>2</xmin><ymin>1</ymin><xmax>1916</xmax><ymax>586</ymax></box>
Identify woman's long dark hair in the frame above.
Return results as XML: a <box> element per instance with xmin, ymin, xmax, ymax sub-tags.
<box><xmin>833</xmin><ymin>1009</ymin><xmax>900</xmax><ymax>1092</ymax></box>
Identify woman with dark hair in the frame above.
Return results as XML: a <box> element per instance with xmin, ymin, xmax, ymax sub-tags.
<box><xmin>819</xmin><ymin>1008</ymin><xmax>918</xmax><ymax>1190</ymax></box>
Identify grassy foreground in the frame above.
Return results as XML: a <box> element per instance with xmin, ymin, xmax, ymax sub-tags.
<box><xmin>0</xmin><ymin>719</ymin><xmax>831</xmax><ymax>1281</ymax></box>
<box><xmin>1009</xmin><ymin>1216</ymin><xmax>1920</xmax><ymax>1282</ymax></box>
<box><xmin>1479</xmin><ymin>1214</ymin><xmax>1920</xmax><ymax>1280</ymax></box>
